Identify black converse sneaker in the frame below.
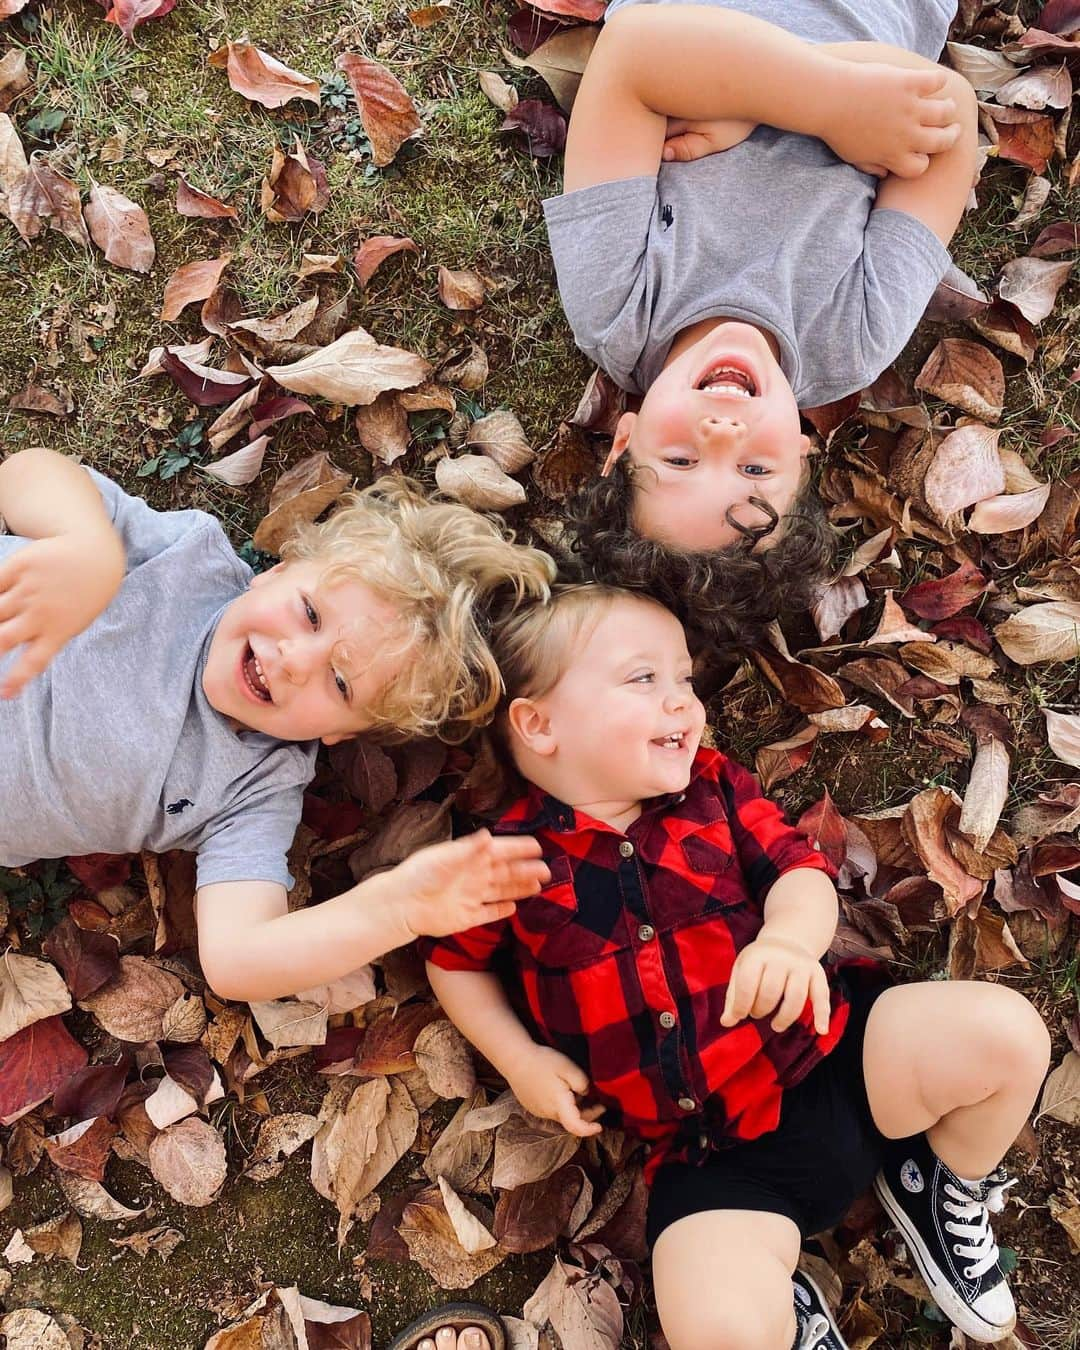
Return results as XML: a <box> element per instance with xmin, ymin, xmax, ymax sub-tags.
<box><xmin>874</xmin><ymin>1135</ymin><xmax>1017</xmax><ymax>1343</ymax></box>
<box><xmin>792</xmin><ymin>1271</ymin><xmax>849</xmax><ymax>1349</ymax></box>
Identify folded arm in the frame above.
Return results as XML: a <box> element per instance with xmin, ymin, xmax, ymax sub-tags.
<box><xmin>0</xmin><ymin>448</ymin><xmax>125</xmax><ymax>698</ymax></box>
<box><xmin>564</xmin><ymin>5</ymin><xmax>961</xmax><ymax>192</ymax></box>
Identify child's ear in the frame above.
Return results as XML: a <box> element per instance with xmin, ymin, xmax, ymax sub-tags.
<box><xmin>799</xmin><ymin>433</ymin><xmax>815</xmax><ymax>457</ymax></box>
<box><xmin>601</xmin><ymin>413</ymin><xmax>637</xmax><ymax>478</ymax></box>
<box><xmin>506</xmin><ymin>696</ymin><xmax>556</xmax><ymax>756</ymax></box>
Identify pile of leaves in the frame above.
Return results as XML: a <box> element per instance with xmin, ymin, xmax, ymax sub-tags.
<box><xmin>1</xmin><ymin>0</ymin><xmax>1079</xmax><ymax>1347</ymax></box>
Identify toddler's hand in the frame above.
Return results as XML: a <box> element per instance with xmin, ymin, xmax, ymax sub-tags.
<box><xmin>393</xmin><ymin>829</ymin><xmax>549</xmax><ymax>939</ymax></box>
<box><xmin>720</xmin><ymin>930</ymin><xmax>831</xmax><ymax>1036</ymax></box>
<box><xmin>0</xmin><ymin>529</ymin><xmax>125</xmax><ymax>699</ymax></box>
<box><xmin>822</xmin><ymin>63</ymin><xmax>961</xmax><ymax>179</ymax></box>
<box><xmin>508</xmin><ymin>1045</ymin><xmax>604</xmax><ymax>1138</ymax></box>
<box><xmin>662</xmin><ymin>117</ymin><xmax>758</xmax><ymax>163</ymax></box>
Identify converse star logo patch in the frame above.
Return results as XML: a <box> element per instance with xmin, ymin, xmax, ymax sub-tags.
<box><xmin>901</xmin><ymin>1159</ymin><xmax>925</xmax><ymax>1194</ymax></box>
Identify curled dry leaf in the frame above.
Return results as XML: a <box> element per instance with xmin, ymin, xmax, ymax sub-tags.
<box><xmin>996</xmin><ymin>64</ymin><xmax>1072</xmax><ymax>110</ymax></box>
<box><xmin>149</xmin><ymin>1117</ymin><xmax>228</xmax><ymax>1207</ymax></box>
<box><xmin>923</xmin><ymin>424</ymin><xmax>1004</xmax><ymax>522</ymax></box>
<box><xmin>914</xmin><ymin>338</ymin><xmax>1004</xmax><ymax>422</ymax></box>
<box><xmin>254</xmin><ymin>451</ymin><xmax>351</xmax><ymax>554</ymax></box>
<box><xmin>175</xmin><ymin>177</ymin><xmax>236</xmax><ymax>220</ymax></box>
<box><xmin>437</xmin><ymin>1175</ymin><xmax>497</xmax><ymax>1253</ymax></box>
<box><xmin>231</xmin><ymin>294</ymin><xmax>320</xmax><ymax>345</ymax></box>
<box><xmin>501</xmin><ymin>99</ymin><xmax>568</xmax><ymax>157</ymax></box>
<box><xmin>45</xmin><ymin>1115</ymin><xmax>118</xmax><ymax>1181</ymax></box>
<box><xmin>994</xmin><ymin>601</ymin><xmax>1080</xmax><ymax>665</ymax></box>
<box><xmin>250</xmin><ymin>997</ymin><xmax>328</xmax><ymax>1049</ymax></box>
<box><xmin>78</xmin><ymin>954</ymin><xmax>184</xmax><ymax>1042</ymax></box>
<box><xmin>755</xmin><ymin>724</ymin><xmax>819</xmax><ymax>792</ymax></box>
<box><xmin>812</xmin><ymin>576</ymin><xmax>868</xmax><ymax>641</ymax></box>
<box><xmin>414</xmin><ymin>1019</ymin><xmax>477</xmax><ymax>1099</ymax></box>
<box><xmin>202</xmin><ymin>434</ymin><xmax>270</xmax><ymax>486</ymax></box>
<box><xmin>140</xmin><ymin>336</ymin><xmax>214</xmax><ymax>379</ymax></box>
<box><xmin>105</xmin><ymin>0</ymin><xmax>178</xmax><ymax>41</ymax></box>
<box><xmin>479</xmin><ymin>70</ymin><xmax>518</xmax><ymax>112</ymax></box>
<box><xmin>267</xmin><ymin>327</ymin><xmax>430</xmax><ymax>405</ymax></box>
<box><xmin>244</xmin><ymin>1112</ymin><xmax>320</xmax><ymax>1182</ymax></box>
<box><xmin>902</xmin><ymin>787</ymin><xmax>984</xmax><ymax>915</ymax></box>
<box><xmin>435</xmin><ymin>454</ymin><xmax>527</xmax><ymax>510</ymax></box>
<box><xmin>968</xmin><ymin>483</ymin><xmax>1051</xmax><ymax>534</ymax></box>
<box><xmin>84</xmin><ymin>182</ymin><xmax>155</xmax><ymax>272</ymax></box>
<box><xmin>0</xmin><ymin>50</ymin><xmax>29</xmax><ymax>115</ymax></box>
<box><xmin>1036</xmin><ymin>1051</ymin><xmax>1080</xmax><ymax>1126</ymax></box>
<box><xmin>398</xmin><ymin>1184</ymin><xmax>505</xmax><ymax>1289</ymax></box>
<box><xmin>438</xmin><ymin>266</ymin><xmax>486</xmax><ymax>310</ymax></box>
<box><xmin>523</xmin><ymin>1255</ymin><xmax>624</xmax><ymax>1350</ymax></box>
<box><xmin>945</xmin><ymin>42</ymin><xmax>1020</xmax><ymax>93</ymax></box>
<box><xmin>958</xmin><ymin>736</ymin><xmax>1010</xmax><ymax>852</ymax></box>
<box><xmin>1031</xmin><ymin>220</ymin><xmax>1080</xmax><ymax>257</ymax></box>
<box><xmin>1044</xmin><ymin>709</ymin><xmax>1080</xmax><ymax>767</ymax></box>
<box><xmin>505</xmin><ymin>25</ymin><xmax>600</xmax><ymax>112</ymax></box>
<box><xmin>261</xmin><ymin>139</ymin><xmax>330</xmax><ymax>223</ymax></box>
<box><xmin>1008</xmin><ymin>175</ymin><xmax>1051</xmax><ymax>231</ymax></box>
<box><xmin>8</xmin><ymin>383</ymin><xmax>72</xmax><ymax>417</ymax></box>
<box><xmin>337</xmin><ymin>52</ymin><xmax>422</xmax><ymax>167</ymax></box>
<box><xmin>160</xmin><ymin>255</ymin><xmax>231</xmax><ymax>322</ymax></box>
<box><xmin>989</xmin><ymin>109</ymin><xmax>1056</xmax><ymax>175</ymax></box>
<box><xmin>998</xmin><ymin>255</ymin><xmax>1073</xmax><ymax>324</ymax></box>
<box><xmin>355</xmin><ymin>393</ymin><xmax>410</xmax><ymax>465</ymax></box>
<box><xmin>160</xmin><ymin>352</ymin><xmax>253</xmax><ymax>407</ymax></box>
<box><xmin>353</xmin><ymin>234</ymin><xmax>418</xmax><ymax>286</ymax></box>
<box><xmin>424</xmin><ymin>1089</ymin><xmax>494</xmax><ymax>1190</ymax></box>
<box><xmin>56</xmin><ymin>1171</ymin><xmax>145</xmax><ymax>1221</ymax></box>
<box><xmin>466</xmin><ymin>409</ymin><xmax>534</xmax><ymax>472</ymax></box>
<box><xmin>0</xmin><ymin>952</ymin><xmax>72</xmax><ymax>1042</ymax></box>
<box><xmin>208</xmin><ymin>40</ymin><xmax>320</xmax><ymax>108</ymax></box>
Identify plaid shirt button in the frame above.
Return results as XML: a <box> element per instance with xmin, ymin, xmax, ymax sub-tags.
<box><xmin>619</xmin><ymin>840</ymin><xmax>635</xmax><ymax>858</ymax></box>
<box><xmin>637</xmin><ymin>923</ymin><xmax>656</xmax><ymax>942</ymax></box>
<box><xmin>659</xmin><ymin>1011</ymin><xmax>676</xmax><ymax>1029</ymax></box>
<box><xmin>678</xmin><ymin>1097</ymin><xmax>696</xmax><ymax>1112</ymax></box>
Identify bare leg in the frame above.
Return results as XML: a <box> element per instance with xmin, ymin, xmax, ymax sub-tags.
<box><xmin>862</xmin><ymin>981</ymin><xmax>1050</xmax><ymax>1175</ymax></box>
<box><xmin>653</xmin><ymin>1209</ymin><xmax>801</xmax><ymax>1350</ymax></box>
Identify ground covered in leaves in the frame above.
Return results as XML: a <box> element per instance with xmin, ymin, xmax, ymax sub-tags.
<box><xmin>1</xmin><ymin>0</ymin><xmax>1079</xmax><ymax>1347</ymax></box>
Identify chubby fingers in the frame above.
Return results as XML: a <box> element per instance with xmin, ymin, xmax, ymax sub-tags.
<box><xmin>555</xmin><ymin>1088</ymin><xmax>603</xmax><ymax>1137</ymax></box>
<box><xmin>720</xmin><ymin>955</ymin><xmax>761</xmax><ymax>1027</ymax></box>
<box><xmin>0</xmin><ymin>634</ymin><xmax>54</xmax><ymax>700</ymax></box>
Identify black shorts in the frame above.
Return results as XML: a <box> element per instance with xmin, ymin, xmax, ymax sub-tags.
<box><xmin>647</xmin><ymin>976</ymin><xmax>889</xmax><ymax>1246</ymax></box>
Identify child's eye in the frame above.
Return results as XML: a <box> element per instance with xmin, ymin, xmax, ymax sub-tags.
<box><xmin>304</xmin><ymin>597</ymin><xmax>319</xmax><ymax>628</ymax></box>
<box><xmin>630</xmin><ymin>672</ymin><xmax>655</xmax><ymax>684</ymax></box>
<box><xmin>664</xmin><ymin>456</ymin><xmax>695</xmax><ymax>468</ymax></box>
<box><xmin>740</xmin><ymin>464</ymin><xmax>770</xmax><ymax>477</ymax></box>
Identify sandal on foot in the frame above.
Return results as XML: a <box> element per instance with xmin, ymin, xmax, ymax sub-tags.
<box><xmin>385</xmin><ymin>1303</ymin><xmax>506</xmax><ymax>1350</ymax></box>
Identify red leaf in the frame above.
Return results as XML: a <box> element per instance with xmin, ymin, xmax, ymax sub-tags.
<box><xmin>1031</xmin><ymin>221</ymin><xmax>1080</xmax><ymax>257</ymax></box>
<box><xmin>1037</xmin><ymin>0</ymin><xmax>1080</xmax><ymax>33</ymax></box>
<box><xmin>302</xmin><ymin>794</ymin><xmax>367</xmax><ymax>843</ymax></box>
<box><xmin>52</xmin><ymin>1060</ymin><xmax>130</xmax><ymax>1122</ymax></box>
<box><xmin>66</xmin><ymin>853</ymin><xmax>131</xmax><ymax>891</ymax></box>
<box><xmin>353</xmin><ymin>1004</ymin><xmax>440</xmax><ymax>1075</ymax></box>
<box><xmin>507</xmin><ymin>7</ymin><xmax>566</xmax><ymax>52</ymax></box>
<box><xmin>930</xmin><ymin>615</ymin><xmax>994</xmax><ymax>654</ymax></box>
<box><xmin>44</xmin><ymin>1114</ymin><xmax>119</xmax><ymax>1180</ymax></box>
<box><xmin>994</xmin><ymin>114</ymin><xmax>1056</xmax><ymax>174</ymax></box>
<box><xmin>494</xmin><ymin>1164</ymin><xmax>583</xmax><ymax>1252</ymax></box>
<box><xmin>175</xmin><ymin>177</ymin><xmax>237</xmax><ymax>220</ymax></box>
<box><xmin>160</xmin><ymin>351</ymin><xmax>254</xmax><ymax>407</ymax></box>
<box><xmin>900</xmin><ymin>563</ymin><xmax>990</xmax><ymax>620</ymax></box>
<box><xmin>42</xmin><ymin>915</ymin><xmax>121</xmax><ymax>1001</ymax></box>
<box><xmin>0</xmin><ymin>1016</ymin><xmax>88</xmax><ymax>1122</ymax></box>
<box><xmin>501</xmin><ymin>99</ymin><xmax>567</xmax><ymax>157</ymax></box>
<box><xmin>796</xmin><ymin>792</ymin><xmax>848</xmax><ymax>873</ymax></box>
<box><xmin>248</xmin><ymin>395</ymin><xmax>316</xmax><ymax>438</ymax></box>
<box><xmin>329</xmin><ymin>739</ymin><xmax>398</xmax><ymax>812</ymax></box>
<box><xmin>802</xmin><ymin>393</ymin><xmax>861</xmax><ymax>440</ymax></box>
<box><xmin>529</xmin><ymin>0</ymin><xmax>606</xmax><ymax>18</ymax></box>
<box><xmin>104</xmin><ymin>0</ymin><xmax>176</xmax><ymax>40</ymax></box>
<box><xmin>162</xmin><ymin>1043</ymin><xmax>215</xmax><ymax>1100</ymax></box>
<box><xmin>313</xmin><ymin>1025</ymin><xmax>365</xmax><ymax>1073</ymax></box>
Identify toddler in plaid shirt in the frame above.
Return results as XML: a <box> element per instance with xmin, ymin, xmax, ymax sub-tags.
<box><xmin>425</xmin><ymin>585</ymin><xmax>1050</xmax><ymax>1350</ymax></box>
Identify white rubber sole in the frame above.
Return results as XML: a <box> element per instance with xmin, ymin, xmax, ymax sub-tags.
<box><xmin>874</xmin><ymin>1173</ymin><xmax>1016</xmax><ymax>1345</ymax></box>
<box><xmin>795</xmin><ymin>1271</ymin><xmax>851</xmax><ymax>1349</ymax></box>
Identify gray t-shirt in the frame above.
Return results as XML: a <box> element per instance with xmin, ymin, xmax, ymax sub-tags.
<box><xmin>0</xmin><ymin>470</ymin><xmax>317</xmax><ymax>889</ymax></box>
<box><xmin>543</xmin><ymin>0</ymin><xmax>955</xmax><ymax>405</ymax></box>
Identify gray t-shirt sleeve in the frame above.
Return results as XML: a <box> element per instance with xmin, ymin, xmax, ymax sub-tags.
<box><xmin>543</xmin><ymin>176</ymin><xmax>659</xmax><ymax>392</ymax></box>
<box><xmin>87</xmin><ymin>467</ymin><xmax>230</xmax><ymax>574</ymax></box>
<box><xmin>859</xmin><ymin>207</ymin><xmax>952</xmax><ymax>375</ymax></box>
<box><xmin>192</xmin><ymin>777</ymin><xmax>307</xmax><ymax>891</ymax></box>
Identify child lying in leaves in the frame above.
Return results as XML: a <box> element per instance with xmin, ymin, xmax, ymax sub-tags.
<box><xmin>423</xmin><ymin>584</ymin><xmax>1050</xmax><ymax>1349</ymax></box>
<box><xmin>0</xmin><ymin>447</ymin><xmax>554</xmax><ymax>1002</ymax></box>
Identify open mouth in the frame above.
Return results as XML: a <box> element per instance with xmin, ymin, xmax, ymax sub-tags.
<box><xmin>696</xmin><ymin>362</ymin><xmax>757</xmax><ymax>399</ymax></box>
<box><xmin>652</xmin><ymin>732</ymin><xmax>688</xmax><ymax>751</ymax></box>
<box><xmin>242</xmin><ymin>642</ymin><xmax>272</xmax><ymax>703</ymax></box>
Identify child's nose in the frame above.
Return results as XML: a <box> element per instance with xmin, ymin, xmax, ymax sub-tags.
<box><xmin>697</xmin><ymin>414</ymin><xmax>745</xmax><ymax>447</ymax></box>
<box><xmin>278</xmin><ymin>638</ymin><xmax>316</xmax><ymax>684</ymax></box>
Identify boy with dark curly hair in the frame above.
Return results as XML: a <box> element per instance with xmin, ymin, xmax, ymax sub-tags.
<box><xmin>547</xmin><ymin>0</ymin><xmax>978</xmax><ymax>649</ymax></box>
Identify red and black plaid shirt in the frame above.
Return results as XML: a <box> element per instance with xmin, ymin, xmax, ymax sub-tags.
<box><xmin>424</xmin><ymin>747</ymin><xmax>850</xmax><ymax>1179</ymax></box>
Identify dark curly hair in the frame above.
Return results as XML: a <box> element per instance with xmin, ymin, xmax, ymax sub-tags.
<box><xmin>563</xmin><ymin>458</ymin><xmax>835</xmax><ymax>660</ymax></box>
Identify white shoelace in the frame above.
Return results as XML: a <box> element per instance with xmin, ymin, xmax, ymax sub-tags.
<box><xmin>942</xmin><ymin>1171</ymin><xmax>1016</xmax><ymax>1281</ymax></box>
<box><xmin>797</xmin><ymin>1312</ymin><xmax>832</xmax><ymax>1349</ymax></box>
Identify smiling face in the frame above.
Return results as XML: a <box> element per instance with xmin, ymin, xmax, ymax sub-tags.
<box><xmin>507</xmin><ymin>595</ymin><xmax>706</xmax><ymax>827</ymax></box>
<box><xmin>202</xmin><ymin>559</ymin><xmax>409</xmax><ymax>744</ymax></box>
<box><xmin>611</xmin><ymin>321</ymin><xmax>812</xmax><ymax>551</ymax></box>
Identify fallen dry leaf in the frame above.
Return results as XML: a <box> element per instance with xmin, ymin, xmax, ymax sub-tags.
<box><xmin>0</xmin><ymin>1309</ymin><xmax>69</xmax><ymax>1350</ymax></box>
<box><xmin>253</xmin><ymin>451</ymin><xmax>351</xmax><ymax>554</ymax></box>
<box><xmin>84</xmin><ymin>182</ymin><xmax>155</xmax><ymax>272</ymax></box>
<box><xmin>914</xmin><ymin>338</ymin><xmax>1004</xmax><ymax>422</ymax></box>
<box><xmin>968</xmin><ymin>483</ymin><xmax>1051</xmax><ymax>534</ymax></box>
<box><xmin>337</xmin><ymin>52</ymin><xmax>422</xmax><ymax>167</ymax></box>
<box><xmin>438</xmin><ymin>266</ymin><xmax>486</xmax><ymax>310</ymax></box>
<box><xmin>523</xmin><ymin>1255</ymin><xmax>623</xmax><ymax>1350</ymax></box>
<box><xmin>208</xmin><ymin>40</ymin><xmax>320</xmax><ymax>108</ymax></box>
<box><xmin>995</xmin><ymin>601</ymin><xmax>1080</xmax><ymax>664</ymax></box>
<box><xmin>946</xmin><ymin>41</ymin><xmax>1020</xmax><ymax>93</ymax></box>
<box><xmin>479</xmin><ymin>70</ymin><xmax>519</xmax><ymax>113</ymax></box>
<box><xmin>0</xmin><ymin>1016</ymin><xmax>88</xmax><ymax>1123</ymax></box>
<box><xmin>998</xmin><ymin>255</ymin><xmax>1073</xmax><ymax>324</ymax></box>
<box><xmin>1043</xmin><ymin>709</ymin><xmax>1080</xmax><ymax>767</ymax></box>
<box><xmin>958</xmin><ymin>736</ymin><xmax>1009</xmax><ymax>852</ymax></box>
<box><xmin>175</xmin><ymin>177</ymin><xmax>237</xmax><ymax>219</ymax></box>
<box><xmin>505</xmin><ymin>25</ymin><xmax>599</xmax><ymax>112</ymax></box>
<box><xmin>466</xmin><ymin>409</ymin><xmax>534</xmax><ymax>472</ymax></box>
<box><xmin>923</xmin><ymin>424</ymin><xmax>1005</xmax><ymax>522</ymax></box>
<box><xmin>1036</xmin><ymin>1051</ymin><xmax>1080</xmax><ymax>1126</ymax></box>
<box><xmin>0</xmin><ymin>50</ymin><xmax>29</xmax><ymax>115</ymax></box>
<box><xmin>78</xmin><ymin>955</ymin><xmax>184</xmax><ymax>1041</ymax></box>
<box><xmin>0</xmin><ymin>953</ymin><xmax>72</xmax><ymax>1042</ymax></box>
<box><xmin>501</xmin><ymin>100</ymin><xmax>568</xmax><ymax>157</ymax></box>
<box><xmin>160</xmin><ymin>256</ymin><xmax>231</xmax><ymax>322</ymax></box>
<box><xmin>261</xmin><ymin>138</ymin><xmax>330</xmax><ymax>222</ymax></box>
<box><xmin>149</xmin><ymin>1117</ymin><xmax>227</xmax><ymax>1207</ymax></box>
<box><xmin>435</xmin><ymin>454</ymin><xmax>527</xmax><ymax>510</ymax></box>
<box><xmin>414</xmin><ymin>1019</ymin><xmax>477</xmax><ymax>1099</ymax></box>
<box><xmin>267</xmin><ymin>327</ymin><xmax>430</xmax><ymax>405</ymax></box>
<box><xmin>104</xmin><ymin>0</ymin><xmax>177</xmax><ymax>41</ymax></box>
<box><xmin>755</xmin><ymin>724</ymin><xmax>819</xmax><ymax>791</ymax></box>
<box><xmin>56</xmin><ymin>1172</ymin><xmax>145</xmax><ymax>1221</ymax></box>
<box><xmin>9</xmin><ymin>383</ymin><xmax>73</xmax><ymax>417</ymax></box>
<box><xmin>353</xmin><ymin>234</ymin><xmax>418</xmax><ymax>286</ymax></box>
<box><xmin>201</xmin><ymin>434</ymin><xmax>269</xmax><ymax>486</ymax></box>
<box><xmin>398</xmin><ymin>1183</ymin><xmax>505</xmax><ymax>1288</ymax></box>
<box><xmin>355</xmin><ymin>393</ymin><xmax>410</xmax><ymax>465</ymax></box>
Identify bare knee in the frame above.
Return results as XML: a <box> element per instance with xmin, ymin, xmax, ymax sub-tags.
<box><xmin>978</xmin><ymin>984</ymin><xmax>1052</xmax><ymax>1082</ymax></box>
<box><xmin>664</xmin><ymin>1300</ymin><xmax>795</xmax><ymax>1350</ymax></box>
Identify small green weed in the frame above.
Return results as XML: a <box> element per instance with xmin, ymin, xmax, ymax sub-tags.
<box><xmin>138</xmin><ymin>419</ymin><xmax>207</xmax><ymax>482</ymax></box>
<box><xmin>0</xmin><ymin>862</ymin><xmax>80</xmax><ymax>940</ymax></box>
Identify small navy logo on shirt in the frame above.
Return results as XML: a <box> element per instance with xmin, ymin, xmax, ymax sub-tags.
<box><xmin>661</xmin><ymin>204</ymin><xmax>674</xmax><ymax>230</ymax></box>
<box><xmin>166</xmin><ymin>798</ymin><xmax>194</xmax><ymax>816</ymax></box>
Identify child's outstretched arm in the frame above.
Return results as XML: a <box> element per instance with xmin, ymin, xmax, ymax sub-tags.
<box><xmin>564</xmin><ymin>5</ymin><xmax>961</xmax><ymax>193</ymax></box>
<box><xmin>0</xmin><ymin>447</ymin><xmax>125</xmax><ymax>698</ymax></box>
<box><xmin>427</xmin><ymin>964</ymin><xmax>603</xmax><ymax>1138</ymax></box>
<box><xmin>195</xmin><ymin>830</ymin><xmax>547</xmax><ymax>1003</ymax></box>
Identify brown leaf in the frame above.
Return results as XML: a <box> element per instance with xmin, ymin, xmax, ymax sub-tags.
<box><xmin>24</xmin><ymin>1210</ymin><xmax>82</xmax><ymax>1265</ymax></box>
<box><xmin>924</xmin><ymin>264</ymin><xmax>991</xmax><ymax>323</ymax></box>
<box><xmin>414</xmin><ymin>1019</ymin><xmax>477</xmax><ymax>1099</ymax></box>
<box><xmin>148</xmin><ymin>1117</ymin><xmax>227</xmax><ymax>1206</ymax></box>
<box><xmin>9</xmin><ymin>383</ymin><xmax>73</xmax><ymax>416</ymax></box>
<box><xmin>494</xmin><ymin>1163</ymin><xmax>583</xmax><ymax>1252</ymax></box>
<box><xmin>958</xmin><ymin>736</ymin><xmax>1010</xmax><ymax>851</ymax></box>
<box><xmin>969</xmin><ymin>482</ymin><xmax>1051</xmax><ymax>534</ymax></box>
<box><xmin>84</xmin><ymin>182</ymin><xmax>155</xmax><ymax>272</ymax></box>
<box><xmin>437</xmin><ymin>1175</ymin><xmax>497</xmax><ymax>1253</ymax></box>
<box><xmin>110</xmin><ymin>1223</ymin><xmax>185</xmax><ymax>1260</ymax></box>
<box><xmin>26</xmin><ymin>159</ymin><xmax>91</xmax><ymax>248</ymax></box>
<box><xmin>501</xmin><ymin>100</ymin><xmax>568</xmax><ymax>157</ymax></box>
<box><xmin>0</xmin><ymin>49</ymin><xmax>30</xmax><ymax>115</ymax></box>
<box><xmin>812</xmin><ymin>576</ymin><xmax>868</xmax><ymax>641</ymax></box>
<box><xmin>208</xmin><ymin>40</ymin><xmax>320</xmax><ymax>108</ymax></box>
<box><xmin>398</xmin><ymin>1184</ymin><xmax>505</xmax><ymax>1289</ymax></box>
<box><xmin>354</xmin><ymin>393</ymin><xmax>410</xmax><ymax>466</ymax></box>
<box><xmin>435</xmin><ymin>453</ymin><xmax>526</xmax><ymax>509</ymax></box>
<box><xmin>55</xmin><ymin>1172</ymin><xmax>144</xmax><ymax>1221</ymax></box>
<box><xmin>0</xmin><ymin>1309</ymin><xmax>69</xmax><ymax>1350</ymax></box>
<box><xmin>923</xmin><ymin>424</ymin><xmax>1004</xmax><ymax>522</ymax></box>
<box><xmin>0</xmin><ymin>953</ymin><xmax>72</xmax><ymax>1041</ymax></box>
<box><xmin>423</xmin><ymin>1089</ymin><xmax>494</xmax><ymax>1190</ymax></box>
<box><xmin>354</xmin><ymin>1003</ymin><xmax>440</xmax><ymax>1075</ymax></box>
<box><xmin>1031</xmin><ymin>220</ymin><xmax>1080</xmax><ymax>256</ymax></box>
<box><xmin>78</xmin><ymin>955</ymin><xmax>184</xmax><ymax>1042</ymax></box>
<box><xmin>898</xmin><ymin>639</ymin><xmax>995</xmax><ymax>685</ymax></box>
<box><xmin>998</xmin><ymin>255</ymin><xmax>1073</xmax><ymax>324</ymax></box>
<box><xmin>51</xmin><ymin>1059</ymin><xmax>129</xmax><ymax>1123</ymax></box>
<box><xmin>337</xmin><ymin>52</ymin><xmax>421</xmax><ymax>167</ymax></box>
<box><xmin>0</xmin><ymin>1017</ymin><xmax>88</xmax><ymax>1123</ymax></box>
<box><xmin>260</xmin><ymin>139</ymin><xmax>330</xmax><ymax>223</ymax></box>
<box><xmin>202</xmin><ymin>435</ymin><xmax>270</xmax><ymax>487</ymax></box>
<box><xmin>755</xmin><ymin>724</ymin><xmax>819</xmax><ymax>791</ymax></box>
<box><xmin>478</xmin><ymin>70</ymin><xmax>519</xmax><ymax>113</ymax></box>
<box><xmin>267</xmin><ymin>327</ymin><xmax>429</xmax><ymax>405</ymax></box>
<box><xmin>160</xmin><ymin>255</ymin><xmax>231</xmax><ymax>322</ymax></box>
<box><xmin>1036</xmin><ymin>1051</ymin><xmax>1080</xmax><ymax>1126</ymax></box>
<box><xmin>523</xmin><ymin>1255</ymin><xmax>623</xmax><ymax>1350</ymax></box>
<box><xmin>438</xmin><ymin>341</ymin><xmax>489</xmax><ymax>391</ymax></box>
<box><xmin>901</xmin><ymin>563</ymin><xmax>989</xmax><ymax>620</ymax></box>
<box><xmin>250</xmin><ymin>997</ymin><xmax>328</xmax><ymax>1049</ymax></box>
<box><xmin>968</xmin><ymin>301</ymin><xmax>1038</xmax><ymax>363</ymax></box>
<box><xmin>867</xmin><ymin>591</ymin><xmax>932</xmax><ymax>645</ymax></box>
<box><xmin>254</xmin><ymin>452</ymin><xmax>351</xmax><ymax>555</ymax></box>
<box><xmin>45</xmin><ymin>1115</ymin><xmax>118</xmax><ymax>1181</ymax></box>
<box><xmin>752</xmin><ymin>638</ymin><xmax>847</xmax><ymax>713</ymax></box>
<box><xmin>945</xmin><ymin>41</ymin><xmax>1020</xmax><ymax>93</ymax></box>
<box><xmin>244</xmin><ymin>1113</ymin><xmax>320</xmax><ymax>1182</ymax></box>
<box><xmin>353</xmin><ymin>234</ymin><xmax>418</xmax><ymax>286</ymax></box>
<box><xmin>902</xmin><ymin>788</ymin><xmax>984</xmax><ymax>914</ymax></box>
<box><xmin>465</xmin><ymin>409</ymin><xmax>534</xmax><ymax>471</ymax></box>
<box><xmin>996</xmin><ymin>63</ymin><xmax>1072</xmax><ymax>110</ymax></box>
<box><xmin>534</xmin><ymin>422</ymin><xmax>597</xmax><ymax>501</ymax></box>
<box><xmin>994</xmin><ymin>601</ymin><xmax>1080</xmax><ymax>664</ymax></box>
<box><xmin>505</xmin><ymin>25</ymin><xmax>599</xmax><ymax>111</ymax></box>
<box><xmin>914</xmin><ymin>338</ymin><xmax>1004</xmax><ymax>422</ymax></box>
<box><xmin>992</xmin><ymin>110</ymin><xmax>1056</xmax><ymax>173</ymax></box>
<box><xmin>492</xmin><ymin>1111</ymin><xmax>580</xmax><ymax>1188</ymax></box>
<box><xmin>175</xmin><ymin>177</ymin><xmax>237</xmax><ymax>219</ymax></box>
<box><xmin>437</xmin><ymin>266</ymin><xmax>486</xmax><ymax>310</ymax></box>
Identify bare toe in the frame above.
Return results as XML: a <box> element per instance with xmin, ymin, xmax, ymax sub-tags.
<box><xmin>435</xmin><ymin>1331</ymin><xmax>457</xmax><ymax>1350</ymax></box>
<box><xmin>461</xmin><ymin>1331</ymin><xmax>491</xmax><ymax>1350</ymax></box>
<box><xmin>417</xmin><ymin>1340</ymin><xmax>437</xmax><ymax>1350</ymax></box>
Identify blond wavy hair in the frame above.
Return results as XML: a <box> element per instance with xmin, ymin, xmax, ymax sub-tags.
<box><xmin>281</xmin><ymin>478</ymin><xmax>556</xmax><ymax>742</ymax></box>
